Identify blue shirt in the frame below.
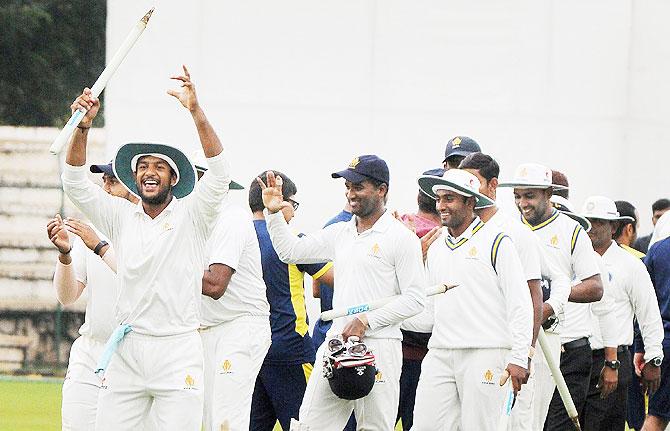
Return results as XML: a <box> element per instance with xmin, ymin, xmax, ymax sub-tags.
<box><xmin>254</xmin><ymin>220</ymin><xmax>331</xmax><ymax>365</ymax></box>
<box><xmin>312</xmin><ymin>210</ymin><xmax>353</xmax><ymax>350</ymax></box>
<box><xmin>644</xmin><ymin>237</ymin><xmax>670</xmax><ymax>349</ymax></box>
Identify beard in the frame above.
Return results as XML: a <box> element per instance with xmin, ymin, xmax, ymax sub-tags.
<box><xmin>138</xmin><ymin>183</ymin><xmax>172</xmax><ymax>205</ymax></box>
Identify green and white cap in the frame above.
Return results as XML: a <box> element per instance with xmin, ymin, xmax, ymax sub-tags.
<box><xmin>418</xmin><ymin>169</ymin><xmax>495</xmax><ymax>209</ymax></box>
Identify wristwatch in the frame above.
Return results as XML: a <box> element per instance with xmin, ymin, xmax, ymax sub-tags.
<box><xmin>604</xmin><ymin>360</ymin><xmax>621</xmax><ymax>370</ymax></box>
<box><xmin>93</xmin><ymin>240</ymin><xmax>109</xmax><ymax>256</ymax></box>
<box><xmin>648</xmin><ymin>357</ymin><xmax>663</xmax><ymax>367</ymax></box>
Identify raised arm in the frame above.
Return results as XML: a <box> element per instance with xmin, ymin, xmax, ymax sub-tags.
<box><xmin>169</xmin><ymin>66</ymin><xmax>231</xmax><ymax>237</ymax></box>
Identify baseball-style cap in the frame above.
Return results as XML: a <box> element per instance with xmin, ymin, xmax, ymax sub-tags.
<box><xmin>498</xmin><ymin>163</ymin><xmax>568</xmax><ymax>190</ymax></box>
<box><xmin>90</xmin><ymin>161</ymin><xmax>114</xmax><ymax>176</ymax></box>
<box><xmin>418</xmin><ymin>169</ymin><xmax>495</xmax><ymax>209</ymax></box>
<box><xmin>443</xmin><ymin>136</ymin><xmax>481</xmax><ymax>162</ymax></box>
<box><xmin>581</xmin><ymin>196</ymin><xmax>634</xmax><ymax>222</ymax></box>
<box><xmin>331</xmin><ymin>155</ymin><xmax>390</xmax><ymax>185</ymax></box>
<box><xmin>551</xmin><ymin>195</ymin><xmax>592</xmax><ymax>231</ymax></box>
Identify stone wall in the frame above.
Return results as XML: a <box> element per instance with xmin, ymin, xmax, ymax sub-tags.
<box><xmin>0</xmin><ymin>126</ymin><xmax>105</xmax><ymax>371</ymax></box>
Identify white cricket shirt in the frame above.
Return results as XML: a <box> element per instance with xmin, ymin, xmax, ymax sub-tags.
<box><xmin>425</xmin><ymin>217</ymin><xmax>533</xmax><ymax>368</ymax></box>
<box><xmin>62</xmin><ymin>152</ymin><xmax>231</xmax><ymax>336</ymax></box>
<box><xmin>200</xmin><ymin>201</ymin><xmax>270</xmax><ymax>326</ymax></box>
<box><xmin>71</xmin><ymin>233</ymin><xmax>119</xmax><ymax>343</ymax></box>
<box><xmin>589</xmin><ymin>241</ymin><xmax>664</xmax><ymax>360</ymax></box>
<box><xmin>265</xmin><ymin>209</ymin><xmax>426</xmax><ymax>340</ymax></box>
<box><xmin>491</xmin><ymin>210</ymin><xmax>572</xmax><ymax>325</ymax></box>
<box><xmin>524</xmin><ymin>211</ymin><xmax>601</xmax><ymax>343</ymax></box>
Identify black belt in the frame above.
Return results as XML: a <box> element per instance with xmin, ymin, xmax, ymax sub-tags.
<box><xmin>593</xmin><ymin>345</ymin><xmax>629</xmax><ymax>353</ymax></box>
<box><xmin>562</xmin><ymin>337</ymin><xmax>590</xmax><ymax>351</ymax></box>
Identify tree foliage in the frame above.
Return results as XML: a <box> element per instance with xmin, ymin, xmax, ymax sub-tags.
<box><xmin>0</xmin><ymin>0</ymin><xmax>106</xmax><ymax>126</ymax></box>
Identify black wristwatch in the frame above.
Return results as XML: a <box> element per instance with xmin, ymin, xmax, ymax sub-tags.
<box><xmin>604</xmin><ymin>360</ymin><xmax>621</xmax><ymax>370</ymax></box>
<box><xmin>93</xmin><ymin>240</ymin><xmax>109</xmax><ymax>256</ymax></box>
<box><xmin>648</xmin><ymin>357</ymin><xmax>663</xmax><ymax>367</ymax></box>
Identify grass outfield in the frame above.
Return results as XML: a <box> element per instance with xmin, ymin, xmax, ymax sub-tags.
<box><xmin>0</xmin><ymin>377</ymin><xmax>62</xmax><ymax>431</ymax></box>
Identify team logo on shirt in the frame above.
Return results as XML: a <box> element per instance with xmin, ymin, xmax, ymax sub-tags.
<box><xmin>482</xmin><ymin>369</ymin><xmax>495</xmax><ymax>385</ymax></box>
<box><xmin>375</xmin><ymin>370</ymin><xmax>386</xmax><ymax>384</ymax></box>
<box><xmin>452</xmin><ymin>137</ymin><xmax>462</xmax><ymax>148</ymax></box>
<box><xmin>184</xmin><ymin>374</ymin><xmax>197</xmax><ymax>389</ymax></box>
<box><xmin>163</xmin><ymin>221</ymin><xmax>173</xmax><ymax>231</ymax></box>
<box><xmin>550</xmin><ymin>235</ymin><xmax>559</xmax><ymax>247</ymax></box>
<box><xmin>468</xmin><ymin>246</ymin><xmax>478</xmax><ymax>258</ymax></box>
<box><xmin>220</xmin><ymin>359</ymin><xmax>233</xmax><ymax>375</ymax></box>
<box><xmin>349</xmin><ymin>157</ymin><xmax>360</xmax><ymax>169</ymax></box>
<box><xmin>369</xmin><ymin>243</ymin><xmax>383</xmax><ymax>259</ymax></box>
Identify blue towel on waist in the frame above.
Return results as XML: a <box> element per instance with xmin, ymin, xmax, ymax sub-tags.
<box><xmin>95</xmin><ymin>324</ymin><xmax>132</xmax><ymax>375</ymax></box>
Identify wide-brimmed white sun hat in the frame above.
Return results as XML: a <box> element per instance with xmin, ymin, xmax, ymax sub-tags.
<box><xmin>580</xmin><ymin>196</ymin><xmax>635</xmax><ymax>222</ymax></box>
<box><xmin>499</xmin><ymin>163</ymin><xmax>568</xmax><ymax>190</ymax></box>
<box><xmin>418</xmin><ymin>169</ymin><xmax>495</xmax><ymax>209</ymax></box>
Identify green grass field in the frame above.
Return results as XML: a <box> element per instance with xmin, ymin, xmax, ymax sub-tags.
<box><xmin>0</xmin><ymin>377</ymin><xmax>62</xmax><ymax>431</ymax></box>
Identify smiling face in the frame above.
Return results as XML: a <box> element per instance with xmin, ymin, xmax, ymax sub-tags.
<box><xmin>435</xmin><ymin>189</ymin><xmax>475</xmax><ymax>234</ymax></box>
<box><xmin>345</xmin><ymin>179</ymin><xmax>386</xmax><ymax>218</ymax></box>
<box><xmin>513</xmin><ymin>187</ymin><xmax>553</xmax><ymax>226</ymax></box>
<box><xmin>587</xmin><ymin>218</ymin><xmax>614</xmax><ymax>250</ymax></box>
<box><xmin>134</xmin><ymin>155</ymin><xmax>177</xmax><ymax>205</ymax></box>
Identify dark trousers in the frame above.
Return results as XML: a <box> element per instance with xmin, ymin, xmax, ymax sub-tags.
<box><xmin>544</xmin><ymin>339</ymin><xmax>592</xmax><ymax>431</ymax></box>
<box><xmin>396</xmin><ymin>358</ymin><xmax>423</xmax><ymax>430</ymax></box>
<box><xmin>627</xmin><ymin>362</ymin><xmax>646</xmax><ymax>430</ymax></box>
<box><xmin>250</xmin><ymin>362</ymin><xmax>310</xmax><ymax>431</ymax></box>
<box><xmin>581</xmin><ymin>348</ymin><xmax>632</xmax><ymax>431</ymax></box>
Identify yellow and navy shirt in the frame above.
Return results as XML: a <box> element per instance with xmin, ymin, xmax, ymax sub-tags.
<box><xmin>254</xmin><ymin>219</ymin><xmax>331</xmax><ymax>365</ymax></box>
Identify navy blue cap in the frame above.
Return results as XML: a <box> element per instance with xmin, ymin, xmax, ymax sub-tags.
<box><xmin>443</xmin><ymin>136</ymin><xmax>481</xmax><ymax>162</ymax></box>
<box><xmin>423</xmin><ymin>167</ymin><xmax>445</xmax><ymax>177</ymax></box>
<box><xmin>90</xmin><ymin>161</ymin><xmax>114</xmax><ymax>176</ymax></box>
<box><xmin>331</xmin><ymin>155</ymin><xmax>389</xmax><ymax>185</ymax></box>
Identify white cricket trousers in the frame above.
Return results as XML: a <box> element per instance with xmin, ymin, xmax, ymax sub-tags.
<box><xmin>412</xmin><ymin>347</ymin><xmax>510</xmax><ymax>431</ymax></box>
<box><xmin>62</xmin><ymin>335</ymin><xmax>105</xmax><ymax>431</ymax></box>
<box><xmin>95</xmin><ymin>330</ymin><xmax>204</xmax><ymax>431</ymax></box>
<box><xmin>200</xmin><ymin>316</ymin><xmax>271</xmax><ymax>431</ymax></box>
<box><xmin>296</xmin><ymin>337</ymin><xmax>402</xmax><ymax>431</ymax></box>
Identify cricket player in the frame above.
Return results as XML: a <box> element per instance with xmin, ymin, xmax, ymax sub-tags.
<box><xmin>198</xmin><ymin>165</ymin><xmax>271</xmax><ymax>431</ymax></box>
<box><xmin>499</xmin><ymin>163</ymin><xmax>617</xmax><ymax>430</ymax></box>
<box><xmin>260</xmin><ymin>155</ymin><xmax>426</xmax><ymax>431</ymax></box>
<box><xmin>580</xmin><ymin>196</ymin><xmax>664</xmax><ymax>430</ymax></box>
<box><xmin>47</xmin><ymin>162</ymin><xmax>137</xmax><ymax>430</ymax></box>
<box><xmin>458</xmin><ymin>153</ymin><xmax>571</xmax><ymax>431</ymax></box>
<box><xmin>411</xmin><ymin>169</ymin><xmax>533</xmax><ymax>431</ymax></box>
<box><xmin>61</xmin><ymin>66</ymin><xmax>231</xmax><ymax>430</ymax></box>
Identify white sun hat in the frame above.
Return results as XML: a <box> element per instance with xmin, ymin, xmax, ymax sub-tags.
<box><xmin>498</xmin><ymin>163</ymin><xmax>568</xmax><ymax>190</ymax></box>
<box><xmin>417</xmin><ymin>169</ymin><xmax>495</xmax><ymax>209</ymax></box>
<box><xmin>581</xmin><ymin>196</ymin><xmax>634</xmax><ymax>222</ymax></box>
<box><xmin>550</xmin><ymin>195</ymin><xmax>592</xmax><ymax>232</ymax></box>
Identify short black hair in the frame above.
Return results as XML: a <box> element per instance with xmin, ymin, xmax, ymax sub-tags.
<box><xmin>613</xmin><ymin>200</ymin><xmax>637</xmax><ymax>238</ymax></box>
<box><xmin>458</xmin><ymin>152</ymin><xmax>499</xmax><ymax>181</ymax></box>
<box><xmin>551</xmin><ymin>170</ymin><xmax>569</xmax><ymax>199</ymax></box>
<box><xmin>418</xmin><ymin>191</ymin><xmax>438</xmax><ymax>215</ymax></box>
<box><xmin>652</xmin><ymin>198</ymin><xmax>670</xmax><ymax>213</ymax></box>
<box><xmin>249</xmin><ymin>170</ymin><xmax>298</xmax><ymax>213</ymax></box>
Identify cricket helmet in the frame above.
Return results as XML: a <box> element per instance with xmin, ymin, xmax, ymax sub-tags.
<box><xmin>322</xmin><ymin>336</ymin><xmax>377</xmax><ymax>400</ymax></box>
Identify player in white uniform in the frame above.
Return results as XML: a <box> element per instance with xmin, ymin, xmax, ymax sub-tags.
<box><xmin>47</xmin><ymin>162</ymin><xmax>137</xmax><ymax>431</ymax></box>
<box><xmin>580</xmin><ymin>196</ymin><xmax>665</xmax><ymax>430</ymax></box>
<box><xmin>411</xmin><ymin>169</ymin><xmax>533</xmax><ymax>431</ymax></box>
<box><xmin>259</xmin><ymin>155</ymin><xmax>426</xmax><ymax>431</ymax></box>
<box><xmin>459</xmin><ymin>153</ymin><xmax>571</xmax><ymax>431</ymax></box>
<box><xmin>200</xmin><ymin>195</ymin><xmax>272</xmax><ymax>431</ymax></box>
<box><xmin>61</xmin><ymin>66</ymin><xmax>231</xmax><ymax>430</ymax></box>
<box><xmin>499</xmin><ymin>163</ymin><xmax>617</xmax><ymax>430</ymax></box>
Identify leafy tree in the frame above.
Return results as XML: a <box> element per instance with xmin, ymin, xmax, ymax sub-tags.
<box><xmin>0</xmin><ymin>0</ymin><xmax>106</xmax><ymax>126</ymax></box>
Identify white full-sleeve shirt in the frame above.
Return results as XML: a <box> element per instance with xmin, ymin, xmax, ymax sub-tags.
<box><xmin>590</xmin><ymin>241</ymin><xmax>664</xmax><ymax>361</ymax></box>
<box><xmin>200</xmin><ymin>201</ymin><xmax>270</xmax><ymax>326</ymax></box>
<box><xmin>265</xmin><ymin>209</ymin><xmax>426</xmax><ymax>340</ymax></box>
<box><xmin>70</xmin><ymin>232</ymin><xmax>119</xmax><ymax>343</ymax></box>
<box><xmin>524</xmin><ymin>210</ymin><xmax>601</xmax><ymax>343</ymax></box>
<box><xmin>425</xmin><ymin>217</ymin><xmax>533</xmax><ymax>368</ymax></box>
<box><xmin>62</xmin><ymin>152</ymin><xmax>231</xmax><ymax>336</ymax></box>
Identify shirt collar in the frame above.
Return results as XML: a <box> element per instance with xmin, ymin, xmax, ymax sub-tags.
<box><xmin>134</xmin><ymin>196</ymin><xmax>177</xmax><ymax>217</ymax></box>
<box><xmin>345</xmin><ymin>209</ymin><xmax>392</xmax><ymax>234</ymax></box>
<box><xmin>521</xmin><ymin>209</ymin><xmax>559</xmax><ymax>231</ymax></box>
<box><xmin>447</xmin><ymin>216</ymin><xmax>484</xmax><ymax>243</ymax></box>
